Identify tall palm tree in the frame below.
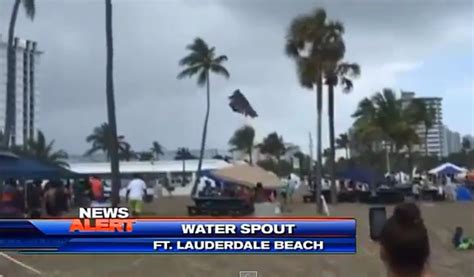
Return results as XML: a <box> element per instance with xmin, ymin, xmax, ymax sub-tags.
<box><xmin>177</xmin><ymin>37</ymin><xmax>230</xmax><ymax>196</ymax></box>
<box><xmin>229</xmin><ymin>125</ymin><xmax>255</xmax><ymax>164</ymax></box>
<box><xmin>3</xmin><ymin>0</ymin><xmax>36</xmax><ymax>148</ymax></box>
<box><xmin>336</xmin><ymin>133</ymin><xmax>350</xmax><ymax>159</ymax></box>
<box><xmin>103</xmin><ymin>0</ymin><xmax>121</xmax><ymax>207</ymax></box>
<box><xmin>19</xmin><ymin>130</ymin><xmax>68</xmax><ymax>167</ymax></box>
<box><xmin>151</xmin><ymin>141</ymin><xmax>164</xmax><ymax>160</ymax></box>
<box><xmin>326</xmin><ymin>62</ymin><xmax>360</xmax><ymax>204</ymax></box>
<box><xmin>259</xmin><ymin>132</ymin><xmax>286</xmax><ymax>162</ymax></box>
<box><xmin>175</xmin><ymin>148</ymin><xmax>196</xmax><ymax>187</ymax></box>
<box><xmin>85</xmin><ymin>123</ymin><xmax>128</xmax><ymax>160</ymax></box>
<box><xmin>285</xmin><ymin>8</ymin><xmax>343</xmax><ymax>213</ymax></box>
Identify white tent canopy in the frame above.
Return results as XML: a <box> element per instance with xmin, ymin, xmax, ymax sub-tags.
<box><xmin>428</xmin><ymin>162</ymin><xmax>467</xmax><ymax>175</ymax></box>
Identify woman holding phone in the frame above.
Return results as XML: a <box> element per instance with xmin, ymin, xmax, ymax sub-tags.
<box><xmin>379</xmin><ymin>203</ymin><xmax>433</xmax><ymax>277</ymax></box>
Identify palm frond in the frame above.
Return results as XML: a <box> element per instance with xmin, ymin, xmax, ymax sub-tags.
<box><xmin>177</xmin><ymin>65</ymin><xmax>201</xmax><ymax>80</ymax></box>
<box><xmin>187</xmin><ymin>37</ymin><xmax>209</xmax><ymax>55</ymax></box>
<box><xmin>210</xmin><ymin>64</ymin><xmax>230</xmax><ymax>78</ymax></box>
<box><xmin>213</xmin><ymin>55</ymin><xmax>228</xmax><ymax>64</ymax></box>
<box><xmin>22</xmin><ymin>0</ymin><xmax>36</xmax><ymax>20</ymax></box>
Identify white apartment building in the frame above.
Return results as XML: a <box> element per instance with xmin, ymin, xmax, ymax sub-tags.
<box><xmin>401</xmin><ymin>92</ymin><xmax>444</xmax><ymax>157</ymax></box>
<box><xmin>0</xmin><ymin>35</ymin><xmax>41</xmax><ymax>146</ymax></box>
<box><xmin>443</xmin><ymin>126</ymin><xmax>462</xmax><ymax>156</ymax></box>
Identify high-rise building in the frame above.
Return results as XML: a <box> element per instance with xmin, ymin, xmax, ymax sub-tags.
<box><xmin>0</xmin><ymin>35</ymin><xmax>42</xmax><ymax>146</ymax></box>
<box><xmin>443</xmin><ymin>126</ymin><xmax>462</xmax><ymax>156</ymax></box>
<box><xmin>401</xmin><ymin>92</ymin><xmax>444</xmax><ymax>157</ymax></box>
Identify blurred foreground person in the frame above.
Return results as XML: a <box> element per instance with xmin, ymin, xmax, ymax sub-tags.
<box><xmin>380</xmin><ymin>203</ymin><xmax>432</xmax><ymax>277</ymax></box>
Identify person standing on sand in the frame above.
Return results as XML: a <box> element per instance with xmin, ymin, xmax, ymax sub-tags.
<box><xmin>379</xmin><ymin>203</ymin><xmax>434</xmax><ymax>277</ymax></box>
<box><xmin>126</xmin><ymin>174</ymin><xmax>147</xmax><ymax>216</ymax></box>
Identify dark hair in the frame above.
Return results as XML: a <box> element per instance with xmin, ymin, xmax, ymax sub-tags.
<box><xmin>133</xmin><ymin>173</ymin><xmax>141</xmax><ymax>179</ymax></box>
<box><xmin>256</xmin><ymin>182</ymin><xmax>263</xmax><ymax>189</ymax></box>
<box><xmin>380</xmin><ymin>203</ymin><xmax>430</xmax><ymax>275</ymax></box>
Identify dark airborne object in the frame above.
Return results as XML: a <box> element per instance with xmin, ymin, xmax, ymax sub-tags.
<box><xmin>229</xmin><ymin>89</ymin><xmax>258</xmax><ymax>118</ymax></box>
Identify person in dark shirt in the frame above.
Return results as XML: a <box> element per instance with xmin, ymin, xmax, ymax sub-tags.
<box><xmin>27</xmin><ymin>180</ymin><xmax>43</xmax><ymax>218</ymax></box>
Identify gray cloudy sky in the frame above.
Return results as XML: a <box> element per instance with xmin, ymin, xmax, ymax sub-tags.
<box><xmin>0</xmin><ymin>0</ymin><xmax>473</xmax><ymax>155</ymax></box>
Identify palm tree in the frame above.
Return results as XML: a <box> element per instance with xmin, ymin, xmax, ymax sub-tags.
<box><xmin>119</xmin><ymin>143</ymin><xmax>136</xmax><ymax>161</ymax></box>
<box><xmin>103</xmin><ymin>0</ymin><xmax>121</xmax><ymax>207</ymax></box>
<box><xmin>259</xmin><ymin>132</ymin><xmax>286</xmax><ymax>162</ymax></box>
<box><xmin>85</xmin><ymin>123</ymin><xmax>128</xmax><ymax>160</ymax></box>
<box><xmin>177</xmin><ymin>37</ymin><xmax>230</xmax><ymax>196</ymax></box>
<box><xmin>175</xmin><ymin>148</ymin><xmax>196</xmax><ymax>187</ymax></box>
<box><xmin>151</xmin><ymin>141</ymin><xmax>164</xmax><ymax>160</ymax></box>
<box><xmin>325</xmin><ymin>62</ymin><xmax>360</xmax><ymax>203</ymax></box>
<box><xmin>352</xmin><ymin>89</ymin><xmax>425</xmax><ymax>174</ymax></box>
<box><xmin>229</xmin><ymin>125</ymin><xmax>255</xmax><ymax>164</ymax></box>
<box><xmin>336</xmin><ymin>133</ymin><xmax>350</xmax><ymax>159</ymax></box>
<box><xmin>3</xmin><ymin>0</ymin><xmax>36</xmax><ymax>148</ymax></box>
<box><xmin>18</xmin><ymin>130</ymin><xmax>68</xmax><ymax>167</ymax></box>
<box><xmin>285</xmin><ymin>8</ymin><xmax>343</xmax><ymax>213</ymax></box>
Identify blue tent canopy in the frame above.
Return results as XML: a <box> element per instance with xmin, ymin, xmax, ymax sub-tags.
<box><xmin>437</xmin><ymin>166</ymin><xmax>463</xmax><ymax>176</ymax></box>
<box><xmin>0</xmin><ymin>154</ymin><xmax>79</xmax><ymax>179</ymax></box>
<box><xmin>336</xmin><ymin>167</ymin><xmax>383</xmax><ymax>184</ymax></box>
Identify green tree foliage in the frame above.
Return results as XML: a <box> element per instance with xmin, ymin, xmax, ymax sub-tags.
<box><xmin>85</xmin><ymin>123</ymin><xmax>129</xmax><ymax>161</ymax></box>
<box><xmin>229</xmin><ymin>125</ymin><xmax>255</xmax><ymax>164</ymax></box>
<box><xmin>12</xmin><ymin>130</ymin><xmax>68</xmax><ymax>167</ymax></box>
<box><xmin>258</xmin><ymin>132</ymin><xmax>286</xmax><ymax>161</ymax></box>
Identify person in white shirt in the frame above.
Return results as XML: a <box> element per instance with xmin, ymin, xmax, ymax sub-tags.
<box><xmin>126</xmin><ymin>174</ymin><xmax>147</xmax><ymax>216</ymax></box>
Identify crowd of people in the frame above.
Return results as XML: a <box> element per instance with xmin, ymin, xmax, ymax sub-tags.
<box><xmin>0</xmin><ymin>178</ymin><xmax>72</xmax><ymax>218</ymax></box>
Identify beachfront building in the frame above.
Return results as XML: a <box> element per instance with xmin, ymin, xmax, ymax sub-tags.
<box><xmin>69</xmin><ymin>159</ymin><xmax>230</xmax><ymax>194</ymax></box>
<box><xmin>401</xmin><ymin>92</ymin><xmax>444</xmax><ymax>157</ymax></box>
<box><xmin>0</xmin><ymin>35</ymin><xmax>42</xmax><ymax>146</ymax></box>
<box><xmin>443</xmin><ymin>126</ymin><xmax>462</xmax><ymax>156</ymax></box>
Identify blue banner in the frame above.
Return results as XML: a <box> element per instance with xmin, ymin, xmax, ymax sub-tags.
<box><xmin>0</xmin><ymin>218</ymin><xmax>357</xmax><ymax>254</ymax></box>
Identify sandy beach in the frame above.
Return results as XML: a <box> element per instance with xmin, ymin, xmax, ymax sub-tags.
<box><xmin>1</xmin><ymin>196</ymin><xmax>473</xmax><ymax>277</ymax></box>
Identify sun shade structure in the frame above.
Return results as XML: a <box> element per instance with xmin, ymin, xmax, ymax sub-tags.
<box><xmin>0</xmin><ymin>152</ymin><xmax>80</xmax><ymax>179</ymax></box>
<box><xmin>429</xmin><ymin>162</ymin><xmax>467</xmax><ymax>175</ymax></box>
<box><xmin>210</xmin><ymin>163</ymin><xmax>282</xmax><ymax>189</ymax></box>
<box><xmin>228</xmin><ymin>89</ymin><xmax>258</xmax><ymax>118</ymax></box>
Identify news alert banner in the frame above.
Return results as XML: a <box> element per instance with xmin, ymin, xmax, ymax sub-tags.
<box><xmin>0</xmin><ymin>218</ymin><xmax>356</xmax><ymax>254</ymax></box>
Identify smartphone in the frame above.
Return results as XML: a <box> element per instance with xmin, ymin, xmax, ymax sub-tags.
<box><xmin>369</xmin><ymin>207</ymin><xmax>387</xmax><ymax>241</ymax></box>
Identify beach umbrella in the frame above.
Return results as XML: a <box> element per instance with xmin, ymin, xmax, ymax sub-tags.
<box><xmin>228</xmin><ymin>89</ymin><xmax>258</xmax><ymax>118</ymax></box>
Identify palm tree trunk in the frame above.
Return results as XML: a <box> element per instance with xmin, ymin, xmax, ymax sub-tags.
<box><xmin>105</xmin><ymin>0</ymin><xmax>121</xmax><ymax>207</ymax></box>
<box><xmin>315</xmin><ymin>74</ymin><xmax>323</xmax><ymax>214</ymax></box>
<box><xmin>3</xmin><ymin>0</ymin><xmax>21</xmax><ymax>148</ymax></box>
<box><xmin>191</xmin><ymin>72</ymin><xmax>210</xmax><ymax>197</ymax></box>
<box><xmin>248</xmin><ymin>147</ymin><xmax>253</xmax><ymax>165</ymax></box>
<box><xmin>182</xmin><ymin>159</ymin><xmax>185</xmax><ymax>187</ymax></box>
<box><xmin>345</xmin><ymin>147</ymin><xmax>349</xmax><ymax>160</ymax></box>
<box><xmin>328</xmin><ymin>83</ymin><xmax>337</xmax><ymax>204</ymax></box>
